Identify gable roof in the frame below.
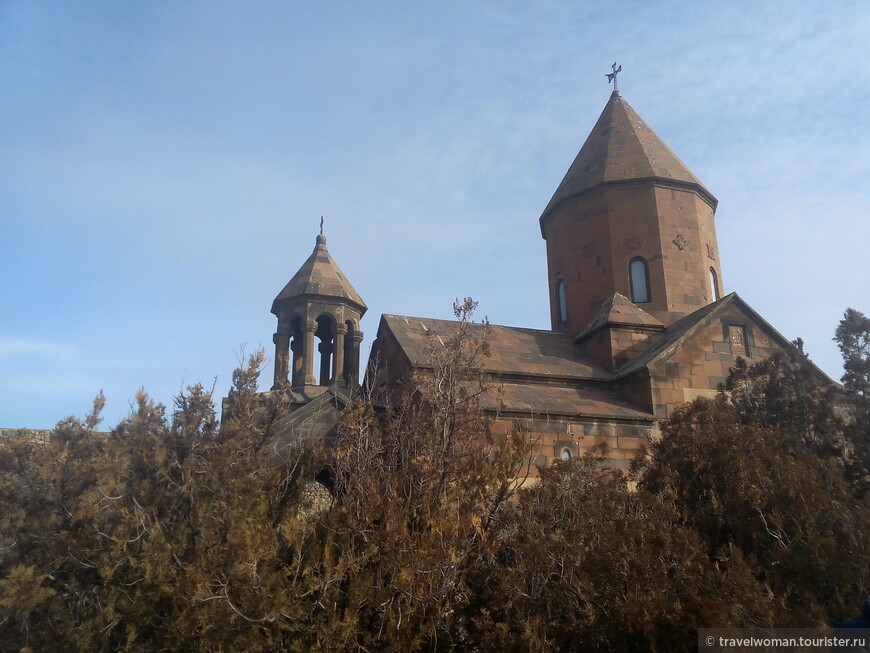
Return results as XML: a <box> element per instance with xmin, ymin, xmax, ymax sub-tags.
<box><xmin>540</xmin><ymin>91</ymin><xmax>716</xmax><ymax>224</ymax></box>
<box><xmin>374</xmin><ymin>293</ymin><xmax>833</xmax><ymax>422</ymax></box>
<box><xmin>377</xmin><ymin>314</ymin><xmax>654</xmax><ymax>422</ymax></box>
<box><xmin>574</xmin><ymin>293</ymin><xmax>664</xmax><ymax>342</ymax></box>
<box><xmin>379</xmin><ymin>314</ymin><xmax>612</xmax><ymax>382</ymax></box>
<box><xmin>614</xmin><ymin>292</ymin><xmax>805</xmax><ymax>379</ymax></box>
<box><xmin>268</xmin><ymin>383</ymin><xmax>353</xmax><ymax>465</ymax></box>
<box><xmin>272</xmin><ymin>235</ymin><xmax>367</xmax><ymax>315</ymax></box>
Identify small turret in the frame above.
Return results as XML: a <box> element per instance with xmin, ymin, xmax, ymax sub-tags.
<box><xmin>270</xmin><ymin>233</ymin><xmax>366</xmax><ymax>389</ymax></box>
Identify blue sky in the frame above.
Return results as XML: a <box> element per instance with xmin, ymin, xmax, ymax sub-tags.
<box><xmin>2</xmin><ymin>1</ymin><xmax>868</xmax><ymax>429</ymax></box>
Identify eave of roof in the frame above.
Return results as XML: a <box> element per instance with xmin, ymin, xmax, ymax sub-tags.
<box><xmin>482</xmin><ymin>381</ymin><xmax>655</xmax><ymax>421</ymax></box>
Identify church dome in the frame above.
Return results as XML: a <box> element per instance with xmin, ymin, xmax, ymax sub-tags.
<box><xmin>540</xmin><ymin>91</ymin><xmax>716</xmax><ymax>224</ymax></box>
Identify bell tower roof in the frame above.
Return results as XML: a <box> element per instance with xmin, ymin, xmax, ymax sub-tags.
<box><xmin>271</xmin><ymin>234</ymin><xmax>367</xmax><ymax>316</ymax></box>
<box><xmin>540</xmin><ymin>91</ymin><xmax>716</xmax><ymax>226</ymax></box>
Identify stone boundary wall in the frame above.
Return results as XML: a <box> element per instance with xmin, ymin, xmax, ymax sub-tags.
<box><xmin>0</xmin><ymin>428</ymin><xmax>54</xmax><ymax>444</ymax></box>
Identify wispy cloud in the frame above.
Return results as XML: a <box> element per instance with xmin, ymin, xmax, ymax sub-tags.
<box><xmin>0</xmin><ymin>336</ymin><xmax>76</xmax><ymax>362</ymax></box>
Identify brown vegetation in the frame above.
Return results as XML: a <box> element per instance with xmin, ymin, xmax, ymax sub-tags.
<box><xmin>1</xmin><ymin>306</ymin><xmax>868</xmax><ymax>651</ymax></box>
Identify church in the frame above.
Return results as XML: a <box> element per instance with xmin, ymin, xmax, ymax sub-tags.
<box><xmin>259</xmin><ymin>82</ymin><xmax>810</xmax><ymax>475</ymax></box>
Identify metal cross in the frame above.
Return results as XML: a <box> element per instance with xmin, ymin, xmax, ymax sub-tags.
<box><xmin>606</xmin><ymin>62</ymin><xmax>622</xmax><ymax>92</ymax></box>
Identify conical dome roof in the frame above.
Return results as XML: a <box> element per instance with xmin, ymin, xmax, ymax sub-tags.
<box><xmin>540</xmin><ymin>91</ymin><xmax>716</xmax><ymax>222</ymax></box>
<box><xmin>271</xmin><ymin>234</ymin><xmax>367</xmax><ymax>315</ymax></box>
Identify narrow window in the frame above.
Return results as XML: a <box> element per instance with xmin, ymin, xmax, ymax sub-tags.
<box><xmin>709</xmin><ymin>267</ymin><xmax>720</xmax><ymax>301</ymax></box>
<box><xmin>557</xmin><ymin>280</ymin><xmax>568</xmax><ymax>325</ymax></box>
<box><xmin>560</xmin><ymin>448</ymin><xmax>572</xmax><ymax>461</ymax></box>
<box><xmin>629</xmin><ymin>258</ymin><xmax>650</xmax><ymax>303</ymax></box>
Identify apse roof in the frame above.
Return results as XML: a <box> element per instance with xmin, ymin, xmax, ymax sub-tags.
<box><xmin>540</xmin><ymin>91</ymin><xmax>716</xmax><ymax>222</ymax></box>
<box><xmin>271</xmin><ymin>235</ymin><xmax>367</xmax><ymax>315</ymax></box>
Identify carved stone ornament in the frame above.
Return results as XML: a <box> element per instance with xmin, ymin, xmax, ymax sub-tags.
<box><xmin>706</xmin><ymin>243</ymin><xmax>716</xmax><ymax>260</ymax></box>
<box><xmin>625</xmin><ymin>234</ymin><xmax>644</xmax><ymax>250</ymax></box>
<box><xmin>673</xmin><ymin>234</ymin><xmax>689</xmax><ymax>250</ymax></box>
<box><xmin>729</xmin><ymin>325</ymin><xmax>747</xmax><ymax>356</ymax></box>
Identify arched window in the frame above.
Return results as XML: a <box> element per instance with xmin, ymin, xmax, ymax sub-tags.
<box><xmin>556</xmin><ymin>280</ymin><xmax>568</xmax><ymax>325</ymax></box>
<box><xmin>560</xmin><ymin>448</ymin><xmax>572</xmax><ymax>461</ymax></box>
<box><xmin>629</xmin><ymin>258</ymin><xmax>650</xmax><ymax>303</ymax></box>
<box><xmin>709</xmin><ymin>267</ymin><xmax>720</xmax><ymax>301</ymax></box>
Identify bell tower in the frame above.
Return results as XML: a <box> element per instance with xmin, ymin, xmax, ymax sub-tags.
<box><xmin>540</xmin><ymin>89</ymin><xmax>723</xmax><ymax>334</ymax></box>
<box><xmin>270</xmin><ymin>232</ymin><xmax>366</xmax><ymax>390</ymax></box>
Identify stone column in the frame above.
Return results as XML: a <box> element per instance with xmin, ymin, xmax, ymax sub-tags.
<box><xmin>346</xmin><ymin>330</ymin><xmax>364</xmax><ymax>383</ymax></box>
<box><xmin>333</xmin><ymin>322</ymin><xmax>347</xmax><ymax>382</ymax></box>
<box><xmin>303</xmin><ymin>320</ymin><xmax>317</xmax><ymax>385</ymax></box>
<box><xmin>272</xmin><ymin>329</ymin><xmax>290</xmax><ymax>390</ymax></box>
<box><xmin>318</xmin><ymin>339</ymin><xmax>333</xmax><ymax>386</ymax></box>
<box><xmin>291</xmin><ymin>336</ymin><xmax>303</xmax><ymax>387</ymax></box>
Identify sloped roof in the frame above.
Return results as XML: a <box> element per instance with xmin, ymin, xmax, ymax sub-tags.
<box><xmin>482</xmin><ymin>381</ymin><xmax>654</xmax><ymax>421</ymax></box>
<box><xmin>574</xmin><ymin>293</ymin><xmax>664</xmax><ymax>342</ymax></box>
<box><xmin>615</xmin><ymin>297</ymin><xmax>725</xmax><ymax>378</ymax></box>
<box><xmin>540</xmin><ymin>91</ymin><xmax>716</xmax><ymax>223</ymax></box>
<box><xmin>614</xmin><ymin>293</ymin><xmax>802</xmax><ymax>379</ymax></box>
<box><xmin>376</xmin><ymin>293</ymin><xmax>830</xmax><ymax>422</ymax></box>
<box><xmin>268</xmin><ymin>383</ymin><xmax>353</xmax><ymax>465</ymax></box>
<box><xmin>272</xmin><ymin>235</ymin><xmax>367</xmax><ymax>315</ymax></box>
<box><xmin>380</xmin><ymin>314</ymin><xmax>612</xmax><ymax>381</ymax></box>
<box><xmin>378</xmin><ymin>314</ymin><xmax>653</xmax><ymax>421</ymax></box>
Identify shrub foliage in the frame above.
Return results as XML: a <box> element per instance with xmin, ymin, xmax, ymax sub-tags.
<box><xmin>1</xmin><ymin>303</ymin><xmax>869</xmax><ymax>651</ymax></box>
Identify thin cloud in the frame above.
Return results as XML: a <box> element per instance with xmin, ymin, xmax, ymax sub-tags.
<box><xmin>0</xmin><ymin>336</ymin><xmax>76</xmax><ymax>362</ymax></box>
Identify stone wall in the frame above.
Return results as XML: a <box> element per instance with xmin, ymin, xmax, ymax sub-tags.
<box><xmin>490</xmin><ymin>414</ymin><xmax>654</xmax><ymax>479</ymax></box>
<box><xmin>0</xmin><ymin>428</ymin><xmax>53</xmax><ymax>444</ymax></box>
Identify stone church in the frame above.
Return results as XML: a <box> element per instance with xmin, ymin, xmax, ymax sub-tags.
<box><xmin>263</xmin><ymin>87</ymin><xmax>809</xmax><ymax>474</ymax></box>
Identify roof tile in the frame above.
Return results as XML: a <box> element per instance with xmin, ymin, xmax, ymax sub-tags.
<box><xmin>541</xmin><ymin>91</ymin><xmax>715</xmax><ymax>221</ymax></box>
<box><xmin>272</xmin><ymin>235</ymin><xmax>366</xmax><ymax>314</ymax></box>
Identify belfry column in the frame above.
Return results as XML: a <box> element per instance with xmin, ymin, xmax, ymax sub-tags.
<box><xmin>333</xmin><ymin>322</ymin><xmax>347</xmax><ymax>382</ymax></box>
<box><xmin>272</xmin><ymin>329</ymin><xmax>290</xmax><ymax>389</ymax></box>
<box><xmin>291</xmin><ymin>335</ymin><xmax>303</xmax><ymax>386</ymax></box>
<box><xmin>346</xmin><ymin>330</ymin><xmax>364</xmax><ymax>383</ymax></box>
<box><xmin>318</xmin><ymin>339</ymin><xmax>333</xmax><ymax>385</ymax></box>
<box><xmin>303</xmin><ymin>320</ymin><xmax>317</xmax><ymax>385</ymax></box>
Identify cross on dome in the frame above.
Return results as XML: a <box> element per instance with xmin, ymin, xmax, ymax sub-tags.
<box><xmin>606</xmin><ymin>62</ymin><xmax>622</xmax><ymax>92</ymax></box>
